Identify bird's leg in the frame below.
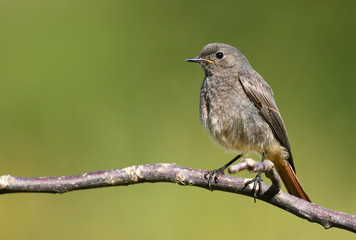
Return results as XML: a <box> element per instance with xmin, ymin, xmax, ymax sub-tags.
<box><xmin>204</xmin><ymin>154</ymin><xmax>243</xmax><ymax>191</ymax></box>
<box><xmin>243</xmin><ymin>151</ymin><xmax>266</xmax><ymax>202</ymax></box>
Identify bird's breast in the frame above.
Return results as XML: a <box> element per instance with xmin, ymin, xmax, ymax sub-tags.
<box><xmin>200</xmin><ymin>76</ymin><xmax>275</xmax><ymax>154</ymax></box>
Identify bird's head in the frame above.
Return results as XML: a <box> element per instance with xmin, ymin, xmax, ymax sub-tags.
<box><xmin>186</xmin><ymin>43</ymin><xmax>250</xmax><ymax>76</ymax></box>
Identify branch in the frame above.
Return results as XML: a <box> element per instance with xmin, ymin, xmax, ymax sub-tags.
<box><xmin>0</xmin><ymin>161</ymin><xmax>355</xmax><ymax>233</ymax></box>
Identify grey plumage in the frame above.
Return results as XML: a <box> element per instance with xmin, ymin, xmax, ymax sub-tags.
<box><xmin>193</xmin><ymin>43</ymin><xmax>292</xmax><ymax>169</ymax></box>
<box><xmin>186</xmin><ymin>43</ymin><xmax>310</xmax><ymax>201</ymax></box>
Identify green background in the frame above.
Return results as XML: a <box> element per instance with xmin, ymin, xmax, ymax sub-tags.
<box><xmin>0</xmin><ymin>1</ymin><xmax>355</xmax><ymax>239</ymax></box>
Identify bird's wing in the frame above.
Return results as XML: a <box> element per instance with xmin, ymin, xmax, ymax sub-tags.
<box><xmin>238</xmin><ymin>71</ymin><xmax>295</xmax><ymax>171</ymax></box>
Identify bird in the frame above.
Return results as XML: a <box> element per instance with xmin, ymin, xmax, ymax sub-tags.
<box><xmin>186</xmin><ymin>43</ymin><xmax>310</xmax><ymax>202</ymax></box>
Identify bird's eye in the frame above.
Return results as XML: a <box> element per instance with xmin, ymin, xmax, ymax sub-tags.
<box><xmin>216</xmin><ymin>52</ymin><xmax>224</xmax><ymax>59</ymax></box>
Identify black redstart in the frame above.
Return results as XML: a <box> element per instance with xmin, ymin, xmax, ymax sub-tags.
<box><xmin>186</xmin><ymin>43</ymin><xmax>310</xmax><ymax>202</ymax></box>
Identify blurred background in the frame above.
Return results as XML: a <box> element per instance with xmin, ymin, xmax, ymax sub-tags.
<box><xmin>0</xmin><ymin>0</ymin><xmax>355</xmax><ymax>239</ymax></box>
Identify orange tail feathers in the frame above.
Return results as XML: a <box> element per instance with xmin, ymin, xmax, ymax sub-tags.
<box><xmin>274</xmin><ymin>160</ymin><xmax>311</xmax><ymax>202</ymax></box>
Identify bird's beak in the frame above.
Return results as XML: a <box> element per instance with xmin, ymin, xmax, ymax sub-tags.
<box><xmin>185</xmin><ymin>56</ymin><xmax>214</xmax><ymax>64</ymax></box>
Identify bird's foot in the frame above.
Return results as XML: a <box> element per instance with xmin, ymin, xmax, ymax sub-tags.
<box><xmin>204</xmin><ymin>154</ymin><xmax>243</xmax><ymax>191</ymax></box>
<box><xmin>204</xmin><ymin>166</ymin><xmax>226</xmax><ymax>191</ymax></box>
<box><xmin>243</xmin><ymin>171</ymin><xmax>263</xmax><ymax>202</ymax></box>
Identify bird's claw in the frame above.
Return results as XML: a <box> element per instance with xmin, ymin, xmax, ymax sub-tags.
<box><xmin>204</xmin><ymin>168</ymin><xmax>225</xmax><ymax>191</ymax></box>
<box><xmin>243</xmin><ymin>172</ymin><xmax>263</xmax><ymax>202</ymax></box>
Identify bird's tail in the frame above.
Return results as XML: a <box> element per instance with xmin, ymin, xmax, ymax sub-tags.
<box><xmin>273</xmin><ymin>157</ymin><xmax>311</xmax><ymax>202</ymax></box>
